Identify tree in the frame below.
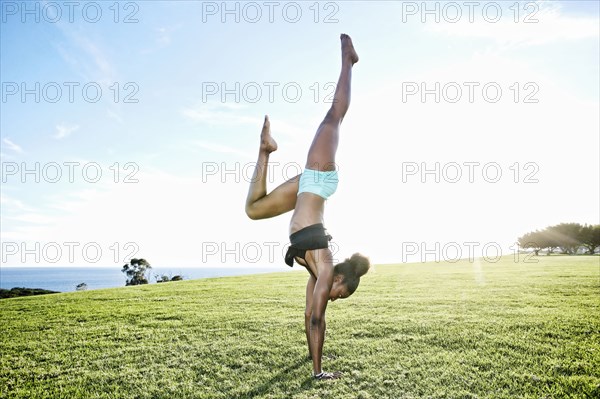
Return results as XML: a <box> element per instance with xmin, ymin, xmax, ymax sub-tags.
<box><xmin>518</xmin><ymin>222</ymin><xmax>598</xmax><ymax>256</ymax></box>
<box><xmin>122</xmin><ymin>258</ymin><xmax>151</xmax><ymax>286</ymax></box>
<box><xmin>76</xmin><ymin>283</ymin><xmax>88</xmax><ymax>291</ymax></box>
<box><xmin>580</xmin><ymin>224</ymin><xmax>600</xmax><ymax>255</ymax></box>
<box><xmin>518</xmin><ymin>230</ymin><xmax>544</xmax><ymax>255</ymax></box>
<box><xmin>0</xmin><ymin>287</ymin><xmax>59</xmax><ymax>298</ymax></box>
<box><xmin>155</xmin><ymin>273</ymin><xmax>184</xmax><ymax>283</ymax></box>
<box><xmin>545</xmin><ymin>223</ymin><xmax>583</xmax><ymax>254</ymax></box>
<box><xmin>537</xmin><ymin>226</ymin><xmax>560</xmax><ymax>254</ymax></box>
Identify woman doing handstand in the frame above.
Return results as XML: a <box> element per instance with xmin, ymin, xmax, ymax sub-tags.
<box><xmin>245</xmin><ymin>34</ymin><xmax>370</xmax><ymax>380</ymax></box>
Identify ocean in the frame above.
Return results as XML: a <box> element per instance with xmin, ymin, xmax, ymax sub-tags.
<box><xmin>0</xmin><ymin>266</ymin><xmax>293</xmax><ymax>293</ymax></box>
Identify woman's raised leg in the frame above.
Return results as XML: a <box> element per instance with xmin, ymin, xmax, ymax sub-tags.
<box><xmin>305</xmin><ymin>34</ymin><xmax>359</xmax><ymax>172</ymax></box>
<box><xmin>245</xmin><ymin>115</ymin><xmax>300</xmax><ymax>220</ymax></box>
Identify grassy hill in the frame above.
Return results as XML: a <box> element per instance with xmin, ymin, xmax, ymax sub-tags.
<box><xmin>1</xmin><ymin>256</ymin><xmax>598</xmax><ymax>399</ymax></box>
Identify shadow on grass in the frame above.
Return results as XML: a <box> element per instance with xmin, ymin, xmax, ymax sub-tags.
<box><xmin>228</xmin><ymin>357</ymin><xmax>318</xmax><ymax>399</ymax></box>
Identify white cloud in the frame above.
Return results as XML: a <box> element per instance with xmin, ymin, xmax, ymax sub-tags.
<box><xmin>139</xmin><ymin>24</ymin><xmax>182</xmax><ymax>54</ymax></box>
<box><xmin>1</xmin><ymin>168</ymin><xmax>291</xmax><ymax>267</ymax></box>
<box><xmin>53</xmin><ymin>123</ymin><xmax>80</xmax><ymax>140</ymax></box>
<box><xmin>181</xmin><ymin>103</ymin><xmax>312</xmax><ymax>142</ymax></box>
<box><xmin>5</xmin><ymin>213</ymin><xmax>57</xmax><ymax>225</ymax></box>
<box><xmin>426</xmin><ymin>0</ymin><xmax>598</xmax><ymax>47</ymax></box>
<box><xmin>106</xmin><ymin>108</ymin><xmax>124</xmax><ymax>124</ymax></box>
<box><xmin>0</xmin><ymin>194</ymin><xmax>36</xmax><ymax>213</ymax></box>
<box><xmin>71</xmin><ymin>35</ymin><xmax>116</xmax><ymax>84</ymax></box>
<box><xmin>1</xmin><ymin>138</ymin><xmax>24</xmax><ymax>154</ymax></box>
<box><xmin>192</xmin><ymin>141</ymin><xmax>252</xmax><ymax>158</ymax></box>
<box><xmin>181</xmin><ymin>103</ymin><xmax>259</xmax><ymax>126</ymax></box>
<box><xmin>0</xmin><ymin>194</ymin><xmax>61</xmax><ymax>244</ymax></box>
<box><xmin>3</xmin><ymin>161</ymin><xmax>256</xmax><ymax>264</ymax></box>
<box><xmin>157</xmin><ymin>27</ymin><xmax>171</xmax><ymax>46</ymax></box>
<box><xmin>324</xmin><ymin>45</ymin><xmax>599</xmax><ymax>264</ymax></box>
<box><xmin>52</xmin><ymin>22</ymin><xmax>118</xmax><ymax>100</ymax></box>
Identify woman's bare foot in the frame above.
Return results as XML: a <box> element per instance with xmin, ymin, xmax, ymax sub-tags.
<box><xmin>341</xmin><ymin>34</ymin><xmax>359</xmax><ymax>65</ymax></box>
<box><xmin>260</xmin><ymin>115</ymin><xmax>278</xmax><ymax>153</ymax></box>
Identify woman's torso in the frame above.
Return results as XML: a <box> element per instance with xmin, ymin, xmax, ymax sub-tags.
<box><xmin>289</xmin><ymin>193</ymin><xmax>326</xmax><ymax>235</ymax></box>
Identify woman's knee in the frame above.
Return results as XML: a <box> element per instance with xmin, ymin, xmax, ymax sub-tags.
<box><xmin>322</xmin><ymin>108</ymin><xmax>342</xmax><ymax>126</ymax></box>
<box><xmin>245</xmin><ymin>203</ymin><xmax>262</xmax><ymax>220</ymax></box>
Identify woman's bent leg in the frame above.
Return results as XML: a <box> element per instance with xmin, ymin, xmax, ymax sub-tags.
<box><xmin>245</xmin><ymin>115</ymin><xmax>300</xmax><ymax>219</ymax></box>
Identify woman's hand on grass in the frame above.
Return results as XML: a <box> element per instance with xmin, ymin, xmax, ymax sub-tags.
<box><xmin>313</xmin><ymin>371</ymin><xmax>342</xmax><ymax>380</ymax></box>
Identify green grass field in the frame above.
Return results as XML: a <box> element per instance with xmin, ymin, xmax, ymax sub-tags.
<box><xmin>1</xmin><ymin>256</ymin><xmax>598</xmax><ymax>399</ymax></box>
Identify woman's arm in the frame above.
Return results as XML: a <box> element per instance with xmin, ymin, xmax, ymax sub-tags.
<box><xmin>305</xmin><ymin>275</ymin><xmax>317</xmax><ymax>359</ymax></box>
<box><xmin>308</xmin><ymin>249</ymin><xmax>335</xmax><ymax>376</ymax></box>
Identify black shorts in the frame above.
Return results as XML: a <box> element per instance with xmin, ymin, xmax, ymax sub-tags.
<box><xmin>284</xmin><ymin>223</ymin><xmax>332</xmax><ymax>267</ymax></box>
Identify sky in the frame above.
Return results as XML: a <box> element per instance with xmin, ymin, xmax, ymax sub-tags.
<box><xmin>1</xmin><ymin>0</ymin><xmax>599</xmax><ymax>268</ymax></box>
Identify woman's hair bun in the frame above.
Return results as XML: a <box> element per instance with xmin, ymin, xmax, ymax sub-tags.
<box><xmin>347</xmin><ymin>253</ymin><xmax>370</xmax><ymax>277</ymax></box>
